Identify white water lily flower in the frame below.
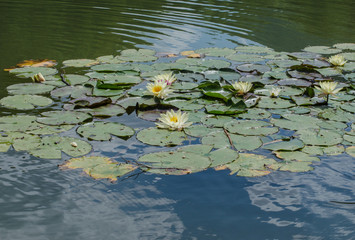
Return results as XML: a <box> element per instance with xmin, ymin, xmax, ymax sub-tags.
<box><xmin>270</xmin><ymin>87</ymin><xmax>281</xmax><ymax>97</ymax></box>
<box><xmin>315</xmin><ymin>81</ymin><xmax>342</xmax><ymax>97</ymax></box>
<box><xmin>31</xmin><ymin>72</ymin><xmax>45</xmax><ymax>83</ymax></box>
<box><xmin>156</xmin><ymin>110</ymin><xmax>192</xmax><ymax>131</ymax></box>
<box><xmin>232</xmin><ymin>81</ymin><xmax>253</xmax><ymax>95</ymax></box>
<box><xmin>328</xmin><ymin>54</ymin><xmax>347</xmax><ymax>66</ymax></box>
<box><xmin>146</xmin><ymin>81</ymin><xmax>173</xmax><ymax>99</ymax></box>
<box><xmin>152</xmin><ymin>72</ymin><xmax>177</xmax><ymax>85</ymax></box>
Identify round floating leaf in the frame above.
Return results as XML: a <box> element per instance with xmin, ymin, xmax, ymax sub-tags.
<box><xmin>63</xmin><ymin>59</ymin><xmax>99</xmax><ymax>67</ymax></box>
<box><xmin>319</xmin><ymin>108</ymin><xmax>355</xmax><ymax>123</ymax></box>
<box><xmin>278</xmin><ymin>161</ymin><xmax>314</xmax><ymax>172</ymax></box>
<box><xmin>7</xmin><ymin>132</ymin><xmax>41</xmax><ymax>151</ymax></box>
<box><xmin>29</xmin><ymin>136</ymin><xmax>92</xmax><ymax>159</ymax></box>
<box><xmin>297</xmin><ymin>129</ymin><xmax>343</xmax><ymax>146</ymax></box>
<box><xmin>323</xmin><ymin>145</ymin><xmax>344</xmax><ymax>155</ymax></box>
<box><xmin>316</xmin><ymin>68</ymin><xmax>342</xmax><ymax>77</ymax></box>
<box><xmin>88</xmin><ymin>163</ymin><xmax>137</xmax><ymax>181</ymax></box>
<box><xmin>235</xmin><ymin>46</ymin><xmax>274</xmax><ymax>54</ymax></box>
<box><xmin>63</xmin><ymin>74</ymin><xmax>90</xmax><ymax>85</ymax></box>
<box><xmin>262</xmin><ymin>139</ymin><xmax>304</xmax><ymax>151</ymax></box>
<box><xmin>69</xmin><ymin>96</ymin><xmax>111</xmax><ymax>109</ymax></box>
<box><xmin>77</xmin><ymin>122</ymin><xmax>134</xmax><ymax>141</ymax></box>
<box><xmin>268</xmin><ymin>59</ymin><xmax>302</xmax><ymax>68</ymax></box>
<box><xmin>236</xmin><ymin>64</ymin><xmax>270</xmax><ymax>73</ymax></box>
<box><xmin>27</xmin><ymin>124</ymin><xmax>75</xmax><ymax>135</ymax></box>
<box><xmin>257</xmin><ymin>97</ymin><xmax>295</xmax><ymax>109</ymax></box>
<box><xmin>303</xmin><ymin>46</ymin><xmax>342</xmax><ymax>54</ymax></box>
<box><xmin>184</xmin><ymin>125</ymin><xmax>219</xmax><ymax>137</ymax></box>
<box><xmin>201</xmin><ymin>131</ymin><xmax>262</xmax><ymax>150</ymax></box>
<box><xmin>117</xmin><ymin>49</ymin><xmax>157</xmax><ymax>62</ymax></box>
<box><xmin>333</xmin><ymin>43</ymin><xmax>355</xmax><ymax>50</ymax></box>
<box><xmin>201</xmin><ymin>131</ymin><xmax>230</xmax><ymax>149</ymax></box>
<box><xmin>270</xmin><ymin>118</ymin><xmax>318</xmax><ymax>131</ymax></box>
<box><xmin>277</xmin><ymin>78</ymin><xmax>312</xmax><ymax>87</ymax></box>
<box><xmin>201</xmin><ymin>115</ymin><xmax>234</xmax><ymax>127</ymax></box>
<box><xmin>9</xmin><ymin>67</ymin><xmax>57</xmax><ymax>78</ymax></box>
<box><xmin>209</xmin><ymin>148</ymin><xmax>238</xmax><ymax>168</ymax></box>
<box><xmin>0</xmin><ymin>95</ymin><xmax>52</xmax><ymax>110</ymax></box>
<box><xmin>0</xmin><ymin>143</ymin><xmax>11</xmax><ymax>152</ymax></box>
<box><xmin>195</xmin><ymin>47</ymin><xmax>235</xmax><ymax>56</ymax></box>
<box><xmin>36</xmin><ymin>111</ymin><xmax>92</xmax><ymax>126</ymax></box>
<box><xmin>7</xmin><ymin>83</ymin><xmax>55</xmax><ymax>95</ymax></box>
<box><xmin>222</xmin><ymin>153</ymin><xmax>277</xmax><ymax>177</ymax></box>
<box><xmin>342</xmin><ymin>52</ymin><xmax>355</xmax><ymax>61</ymax></box>
<box><xmin>176</xmin><ymin>144</ymin><xmax>213</xmax><ymax>155</ymax></box>
<box><xmin>167</xmin><ymin>99</ymin><xmax>205</xmax><ymax>111</ymax></box>
<box><xmin>139</xmin><ymin>150</ymin><xmax>211</xmax><ymax>175</ymax></box>
<box><xmin>226</xmin><ymin>54</ymin><xmax>264</xmax><ymax>62</ymax></box>
<box><xmin>171</xmin><ymin>82</ymin><xmax>198</xmax><ymax>90</ymax></box>
<box><xmin>237</xmin><ymin>108</ymin><xmax>271</xmax><ymax>120</ymax></box>
<box><xmin>74</xmin><ymin>104</ymin><xmax>125</xmax><ymax>117</ymax></box>
<box><xmin>275</xmin><ymin>151</ymin><xmax>320</xmax><ymax>162</ymax></box>
<box><xmin>224</xmin><ymin>120</ymin><xmax>278</xmax><ymax>136</ymax></box>
<box><xmin>51</xmin><ymin>86</ymin><xmax>91</xmax><ymax>98</ymax></box>
<box><xmin>0</xmin><ymin>115</ymin><xmax>42</xmax><ymax>132</ymax></box>
<box><xmin>60</xmin><ymin>156</ymin><xmax>137</xmax><ymax>181</ymax></box>
<box><xmin>343</xmin><ymin>134</ymin><xmax>355</xmax><ymax>144</ymax></box>
<box><xmin>340</xmin><ymin>103</ymin><xmax>355</xmax><ymax>114</ymax></box>
<box><xmin>346</xmin><ymin>146</ymin><xmax>355</xmax><ymax>157</ymax></box>
<box><xmin>136</xmin><ymin>128</ymin><xmax>187</xmax><ymax>146</ymax></box>
<box><xmin>302</xmin><ymin>146</ymin><xmax>324</xmax><ymax>155</ymax></box>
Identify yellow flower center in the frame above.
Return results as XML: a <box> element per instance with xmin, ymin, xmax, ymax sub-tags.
<box><xmin>170</xmin><ymin>116</ymin><xmax>178</xmax><ymax>123</ymax></box>
<box><xmin>152</xmin><ymin>85</ymin><xmax>162</xmax><ymax>93</ymax></box>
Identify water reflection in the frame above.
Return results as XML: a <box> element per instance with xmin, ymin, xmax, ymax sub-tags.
<box><xmin>246</xmin><ymin>154</ymin><xmax>355</xmax><ymax>238</ymax></box>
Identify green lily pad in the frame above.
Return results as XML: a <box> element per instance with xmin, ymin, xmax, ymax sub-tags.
<box><xmin>36</xmin><ymin>111</ymin><xmax>92</xmax><ymax>126</ymax></box>
<box><xmin>278</xmin><ymin>161</ymin><xmax>314</xmax><ymax>172</ymax></box>
<box><xmin>275</xmin><ymin>151</ymin><xmax>320</xmax><ymax>162</ymax></box>
<box><xmin>0</xmin><ymin>95</ymin><xmax>53</xmax><ymax>110</ymax></box>
<box><xmin>117</xmin><ymin>49</ymin><xmax>157</xmax><ymax>62</ymax></box>
<box><xmin>77</xmin><ymin>122</ymin><xmax>134</xmax><ymax>141</ymax></box>
<box><xmin>237</xmin><ymin>108</ymin><xmax>271</xmax><ymax>120</ymax></box>
<box><xmin>9</xmin><ymin>67</ymin><xmax>57</xmax><ymax>78</ymax></box>
<box><xmin>195</xmin><ymin>47</ymin><xmax>235</xmax><ymax>56</ymax></box>
<box><xmin>209</xmin><ymin>148</ymin><xmax>238</xmax><ymax>168</ymax></box>
<box><xmin>171</xmin><ymin>82</ymin><xmax>198</xmax><ymax>90</ymax></box>
<box><xmin>303</xmin><ymin>46</ymin><xmax>342</xmax><ymax>54</ymax></box>
<box><xmin>257</xmin><ymin>97</ymin><xmax>295</xmax><ymax>109</ymax></box>
<box><xmin>222</xmin><ymin>153</ymin><xmax>277</xmax><ymax>177</ymax></box>
<box><xmin>0</xmin><ymin>143</ymin><xmax>11</xmax><ymax>152</ymax></box>
<box><xmin>235</xmin><ymin>46</ymin><xmax>274</xmax><ymax>54</ymax></box>
<box><xmin>60</xmin><ymin>156</ymin><xmax>137</xmax><ymax>181</ymax></box>
<box><xmin>236</xmin><ymin>64</ymin><xmax>270</xmax><ymax>73</ymax></box>
<box><xmin>166</xmin><ymin>99</ymin><xmax>205</xmax><ymax>111</ymax></box>
<box><xmin>96</xmin><ymin>55</ymin><xmax>126</xmax><ymax>64</ymax></box>
<box><xmin>7</xmin><ymin>83</ymin><xmax>55</xmax><ymax>95</ymax></box>
<box><xmin>27</xmin><ymin>124</ymin><xmax>75</xmax><ymax>135</ymax></box>
<box><xmin>50</xmin><ymin>86</ymin><xmax>92</xmax><ymax>99</ymax></box>
<box><xmin>176</xmin><ymin>144</ymin><xmax>213</xmax><ymax>155</ymax></box>
<box><xmin>318</xmin><ymin>108</ymin><xmax>355</xmax><ymax>123</ymax></box>
<box><xmin>184</xmin><ymin>125</ymin><xmax>220</xmax><ymax>137</ymax></box>
<box><xmin>139</xmin><ymin>150</ymin><xmax>211</xmax><ymax>175</ymax></box>
<box><xmin>63</xmin><ymin>74</ymin><xmax>90</xmax><ymax>85</ymax></box>
<box><xmin>342</xmin><ymin>52</ymin><xmax>355</xmax><ymax>61</ymax></box>
<box><xmin>268</xmin><ymin>59</ymin><xmax>302</xmax><ymax>68</ymax></box>
<box><xmin>346</xmin><ymin>146</ymin><xmax>355</xmax><ymax>157</ymax></box>
<box><xmin>0</xmin><ymin>115</ymin><xmax>42</xmax><ymax>132</ymax></box>
<box><xmin>224</xmin><ymin>120</ymin><xmax>279</xmax><ymax>136</ymax></box>
<box><xmin>333</xmin><ymin>43</ymin><xmax>355</xmax><ymax>50</ymax></box>
<box><xmin>226</xmin><ymin>54</ymin><xmax>264</xmax><ymax>62</ymax></box>
<box><xmin>136</xmin><ymin>128</ymin><xmax>187</xmax><ymax>146</ymax></box>
<box><xmin>63</xmin><ymin>59</ymin><xmax>99</xmax><ymax>67</ymax></box>
<box><xmin>297</xmin><ymin>129</ymin><xmax>343</xmax><ymax>146</ymax></box>
<box><xmin>201</xmin><ymin>115</ymin><xmax>234</xmax><ymax>127</ymax></box>
<box><xmin>75</xmin><ymin>104</ymin><xmax>125</xmax><ymax>117</ymax></box>
<box><xmin>201</xmin><ymin>131</ymin><xmax>262</xmax><ymax>150</ymax></box>
<box><xmin>262</xmin><ymin>139</ymin><xmax>304</xmax><ymax>151</ymax></box>
<box><xmin>205</xmin><ymin>102</ymin><xmax>246</xmax><ymax>115</ymax></box>
<box><xmin>316</xmin><ymin>68</ymin><xmax>342</xmax><ymax>77</ymax></box>
<box><xmin>28</xmin><ymin>136</ymin><xmax>92</xmax><ymax>159</ymax></box>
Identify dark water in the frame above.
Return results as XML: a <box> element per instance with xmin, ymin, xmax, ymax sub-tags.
<box><xmin>0</xmin><ymin>0</ymin><xmax>355</xmax><ymax>239</ymax></box>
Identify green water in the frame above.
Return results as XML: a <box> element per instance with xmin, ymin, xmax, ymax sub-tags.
<box><xmin>0</xmin><ymin>0</ymin><xmax>354</xmax><ymax>239</ymax></box>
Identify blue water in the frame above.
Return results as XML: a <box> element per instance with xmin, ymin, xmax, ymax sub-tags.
<box><xmin>0</xmin><ymin>0</ymin><xmax>354</xmax><ymax>239</ymax></box>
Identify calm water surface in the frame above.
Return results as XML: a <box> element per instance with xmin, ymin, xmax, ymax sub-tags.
<box><xmin>0</xmin><ymin>0</ymin><xmax>354</xmax><ymax>239</ymax></box>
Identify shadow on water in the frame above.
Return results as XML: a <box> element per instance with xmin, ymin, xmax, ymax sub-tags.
<box><xmin>0</xmin><ymin>0</ymin><xmax>355</xmax><ymax>239</ymax></box>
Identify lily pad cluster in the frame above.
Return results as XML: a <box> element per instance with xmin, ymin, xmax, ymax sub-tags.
<box><xmin>2</xmin><ymin>44</ymin><xmax>355</xmax><ymax>180</ymax></box>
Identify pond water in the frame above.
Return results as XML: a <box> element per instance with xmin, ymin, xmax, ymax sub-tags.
<box><xmin>0</xmin><ymin>0</ymin><xmax>355</xmax><ymax>239</ymax></box>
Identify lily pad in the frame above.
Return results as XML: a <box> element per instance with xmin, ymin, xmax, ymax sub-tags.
<box><xmin>226</xmin><ymin>54</ymin><xmax>264</xmax><ymax>62</ymax></box>
<box><xmin>297</xmin><ymin>129</ymin><xmax>343</xmax><ymax>146</ymax></box>
<box><xmin>257</xmin><ymin>97</ymin><xmax>295</xmax><ymax>109</ymax></box>
<box><xmin>221</xmin><ymin>153</ymin><xmax>277</xmax><ymax>177</ymax></box>
<box><xmin>36</xmin><ymin>111</ymin><xmax>92</xmax><ymax>126</ymax></box>
<box><xmin>209</xmin><ymin>148</ymin><xmax>238</xmax><ymax>168</ymax></box>
<box><xmin>224</xmin><ymin>120</ymin><xmax>278</xmax><ymax>136</ymax></box>
<box><xmin>136</xmin><ymin>128</ymin><xmax>187</xmax><ymax>146</ymax></box>
<box><xmin>278</xmin><ymin>161</ymin><xmax>314</xmax><ymax>172</ymax></box>
<box><xmin>7</xmin><ymin>83</ymin><xmax>55</xmax><ymax>95</ymax></box>
<box><xmin>77</xmin><ymin>122</ymin><xmax>134</xmax><ymax>141</ymax></box>
<box><xmin>195</xmin><ymin>47</ymin><xmax>235</xmax><ymax>56</ymax></box>
<box><xmin>346</xmin><ymin>146</ymin><xmax>355</xmax><ymax>157</ymax></box>
<box><xmin>63</xmin><ymin>74</ymin><xmax>90</xmax><ymax>85</ymax></box>
<box><xmin>29</xmin><ymin>136</ymin><xmax>92</xmax><ymax>159</ymax></box>
<box><xmin>60</xmin><ymin>156</ymin><xmax>137</xmax><ymax>181</ymax></box>
<box><xmin>303</xmin><ymin>46</ymin><xmax>342</xmax><ymax>54</ymax></box>
<box><xmin>237</xmin><ymin>109</ymin><xmax>271</xmax><ymax>120</ymax></box>
<box><xmin>184</xmin><ymin>125</ymin><xmax>220</xmax><ymax>137</ymax></box>
<box><xmin>262</xmin><ymin>139</ymin><xmax>304</xmax><ymax>151</ymax></box>
<box><xmin>139</xmin><ymin>150</ymin><xmax>211</xmax><ymax>175</ymax></box>
<box><xmin>9</xmin><ymin>67</ymin><xmax>57</xmax><ymax>78</ymax></box>
<box><xmin>117</xmin><ymin>49</ymin><xmax>157</xmax><ymax>62</ymax></box>
<box><xmin>0</xmin><ymin>115</ymin><xmax>41</xmax><ymax>132</ymax></box>
<box><xmin>63</xmin><ymin>59</ymin><xmax>99</xmax><ymax>67</ymax></box>
<box><xmin>0</xmin><ymin>95</ymin><xmax>53</xmax><ymax>110</ymax></box>
<box><xmin>333</xmin><ymin>43</ymin><xmax>355</xmax><ymax>50</ymax></box>
<box><xmin>275</xmin><ymin>151</ymin><xmax>320</xmax><ymax>162</ymax></box>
